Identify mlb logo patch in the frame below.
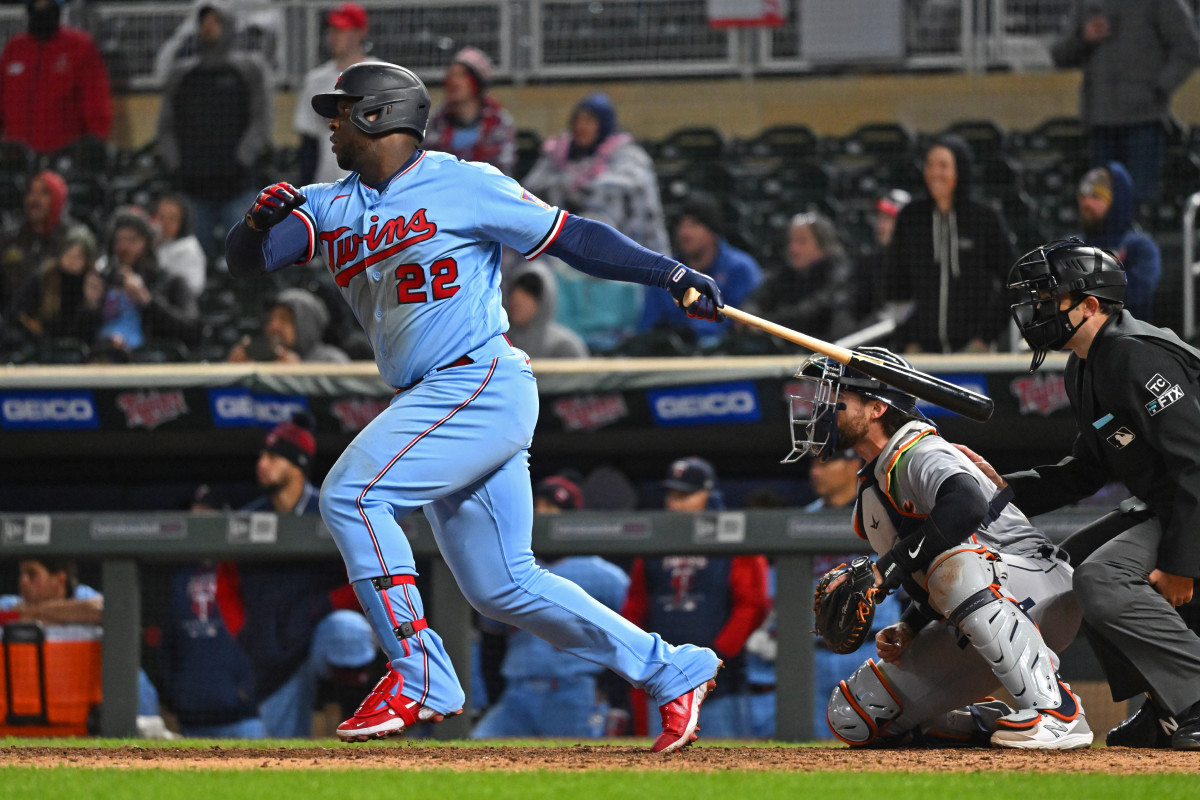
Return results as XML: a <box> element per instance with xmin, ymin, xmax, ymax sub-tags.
<box><xmin>1145</xmin><ymin>374</ymin><xmax>1172</xmax><ymax>395</ymax></box>
<box><xmin>1107</xmin><ymin>427</ymin><xmax>1135</xmax><ymax>449</ymax></box>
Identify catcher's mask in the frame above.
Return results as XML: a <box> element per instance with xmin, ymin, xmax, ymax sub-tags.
<box><xmin>1008</xmin><ymin>238</ymin><xmax>1126</xmax><ymax>371</ymax></box>
<box><xmin>784</xmin><ymin>346</ymin><xmax>930</xmax><ymax>463</ymax></box>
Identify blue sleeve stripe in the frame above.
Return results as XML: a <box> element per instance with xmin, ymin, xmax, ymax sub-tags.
<box><xmin>524</xmin><ymin>209</ymin><xmax>567</xmax><ymax>260</ymax></box>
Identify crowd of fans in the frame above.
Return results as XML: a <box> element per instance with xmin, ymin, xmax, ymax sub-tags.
<box><xmin>0</xmin><ymin>0</ymin><xmax>1192</xmax><ymax>366</ymax></box>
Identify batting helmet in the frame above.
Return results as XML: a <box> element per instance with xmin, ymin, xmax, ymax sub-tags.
<box><xmin>311</xmin><ymin>61</ymin><xmax>431</xmax><ymax>140</ymax></box>
<box><xmin>1008</xmin><ymin>238</ymin><xmax>1127</xmax><ymax>370</ymax></box>
<box><xmin>785</xmin><ymin>346</ymin><xmax>929</xmax><ymax>463</ymax></box>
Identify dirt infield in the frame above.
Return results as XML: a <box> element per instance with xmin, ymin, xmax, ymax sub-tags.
<box><xmin>2</xmin><ymin>745</ymin><xmax>1199</xmax><ymax>773</ymax></box>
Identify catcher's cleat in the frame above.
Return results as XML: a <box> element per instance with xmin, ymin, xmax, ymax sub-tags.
<box><xmin>1106</xmin><ymin>696</ymin><xmax>1174</xmax><ymax>749</ymax></box>
<box><xmin>651</xmin><ymin>665</ymin><xmax>721</xmax><ymax>754</ymax></box>
<box><xmin>990</xmin><ymin>683</ymin><xmax>1092</xmax><ymax>750</ymax></box>
<box><xmin>336</xmin><ymin>667</ymin><xmax>461</xmax><ymax>742</ymax></box>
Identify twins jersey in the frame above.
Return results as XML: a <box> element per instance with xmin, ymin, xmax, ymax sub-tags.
<box><xmin>854</xmin><ymin>421</ymin><xmax>1050</xmax><ymax>565</ymax></box>
<box><xmin>288</xmin><ymin>150</ymin><xmax>565</xmax><ymax>389</ymax></box>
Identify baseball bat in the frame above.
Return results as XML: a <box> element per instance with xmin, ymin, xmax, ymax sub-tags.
<box><xmin>680</xmin><ymin>289</ymin><xmax>994</xmax><ymax>422</ymax></box>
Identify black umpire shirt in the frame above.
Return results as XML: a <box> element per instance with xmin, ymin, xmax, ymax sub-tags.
<box><xmin>1004</xmin><ymin>311</ymin><xmax>1200</xmax><ymax>579</ymax></box>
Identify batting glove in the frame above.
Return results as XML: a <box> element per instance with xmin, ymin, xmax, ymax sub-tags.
<box><xmin>665</xmin><ymin>264</ymin><xmax>724</xmax><ymax>322</ymax></box>
<box><xmin>245</xmin><ymin>182</ymin><xmax>307</xmax><ymax>231</ymax></box>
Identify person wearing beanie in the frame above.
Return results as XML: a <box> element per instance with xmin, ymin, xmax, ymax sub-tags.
<box><xmin>637</xmin><ymin>191</ymin><xmax>762</xmax><ymax>345</ymax></box>
<box><xmin>621</xmin><ymin>457</ymin><xmax>771</xmax><ymax>739</ymax></box>
<box><xmin>0</xmin><ymin>170</ymin><xmax>91</xmax><ymax>318</ymax></box>
<box><xmin>294</xmin><ymin>3</ymin><xmax>371</xmax><ymax>185</ymax></box>
<box><xmin>0</xmin><ymin>0</ymin><xmax>113</xmax><ymax>155</ymax></box>
<box><xmin>473</xmin><ymin>472</ymin><xmax>632</xmax><ymax>738</ymax></box>
<box><xmin>424</xmin><ymin>45</ymin><xmax>517</xmax><ymax>176</ymax></box>
<box><xmin>1073</xmin><ymin>162</ymin><xmax>1162</xmax><ymax>322</ymax></box>
<box><xmin>524</xmin><ymin>92</ymin><xmax>670</xmax><ymax>255</ymax></box>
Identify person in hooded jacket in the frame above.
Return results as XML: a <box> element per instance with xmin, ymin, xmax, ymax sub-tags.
<box><xmin>156</xmin><ymin>1</ymin><xmax>271</xmax><ymax>260</ymax></box>
<box><xmin>228</xmin><ymin>286</ymin><xmax>350</xmax><ymax>363</ymax></box>
<box><xmin>503</xmin><ymin>260</ymin><xmax>588</xmax><ymax>359</ymax></box>
<box><xmin>1073</xmin><ymin>162</ymin><xmax>1161</xmax><ymax>322</ymax></box>
<box><xmin>8</xmin><ymin>226</ymin><xmax>103</xmax><ymax>347</ymax></box>
<box><xmin>522</xmin><ymin>92</ymin><xmax>669</xmax><ymax>254</ymax></box>
<box><xmin>0</xmin><ymin>170</ymin><xmax>90</xmax><ymax>319</ymax></box>
<box><xmin>884</xmin><ymin>135</ymin><xmax>1015</xmax><ymax>353</ymax></box>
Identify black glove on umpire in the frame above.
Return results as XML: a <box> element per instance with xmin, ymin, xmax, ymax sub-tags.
<box><xmin>245</xmin><ymin>182</ymin><xmax>307</xmax><ymax>231</ymax></box>
<box><xmin>664</xmin><ymin>264</ymin><xmax>724</xmax><ymax>322</ymax></box>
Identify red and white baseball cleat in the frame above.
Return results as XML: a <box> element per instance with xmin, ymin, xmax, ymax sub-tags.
<box><xmin>336</xmin><ymin>668</ymin><xmax>461</xmax><ymax>742</ymax></box>
<box><xmin>651</xmin><ymin>671</ymin><xmax>720</xmax><ymax>754</ymax></box>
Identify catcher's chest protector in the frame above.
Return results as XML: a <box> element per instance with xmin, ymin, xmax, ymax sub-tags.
<box><xmin>854</xmin><ymin>425</ymin><xmax>936</xmax><ymax>555</ymax></box>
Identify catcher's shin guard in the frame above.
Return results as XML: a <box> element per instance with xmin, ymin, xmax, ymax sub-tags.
<box><xmin>927</xmin><ymin>548</ymin><xmax>1062</xmax><ymax>712</ymax></box>
<box><xmin>827</xmin><ymin>659</ymin><xmax>904</xmax><ymax>745</ymax></box>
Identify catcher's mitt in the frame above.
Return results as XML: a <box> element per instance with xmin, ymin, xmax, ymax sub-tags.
<box><xmin>813</xmin><ymin>556</ymin><xmax>879</xmax><ymax>654</ymax></box>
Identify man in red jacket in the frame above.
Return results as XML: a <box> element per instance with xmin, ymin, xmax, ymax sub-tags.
<box><xmin>0</xmin><ymin>0</ymin><xmax>113</xmax><ymax>156</ymax></box>
<box><xmin>622</xmin><ymin>457</ymin><xmax>771</xmax><ymax>739</ymax></box>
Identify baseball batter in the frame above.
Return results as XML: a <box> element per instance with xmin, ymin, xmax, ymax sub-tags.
<box><xmin>788</xmin><ymin>347</ymin><xmax>1092</xmax><ymax>749</ymax></box>
<box><xmin>224</xmin><ymin>61</ymin><xmax>722</xmax><ymax>753</ymax></box>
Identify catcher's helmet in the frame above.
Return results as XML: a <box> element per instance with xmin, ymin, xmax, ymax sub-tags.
<box><xmin>1008</xmin><ymin>238</ymin><xmax>1127</xmax><ymax>370</ymax></box>
<box><xmin>311</xmin><ymin>61</ymin><xmax>431</xmax><ymax>140</ymax></box>
<box><xmin>785</xmin><ymin>346</ymin><xmax>930</xmax><ymax>463</ymax></box>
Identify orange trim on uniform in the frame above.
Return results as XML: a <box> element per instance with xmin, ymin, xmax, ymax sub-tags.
<box><xmin>881</xmin><ymin>427</ymin><xmax>937</xmax><ymax>518</ymax></box>
<box><xmin>1043</xmin><ymin>682</ymin><xmax>1080</xmax><ymax>722</ymax></box>
<box><xmin>831</xmin><ymin>678</ymin><xmax>877</xmax><ymax>746</ymax></box>
<box><xmin>867</xmin><ymin>659</ymin><xmax>903</xmax><ymax>711</ymax></box>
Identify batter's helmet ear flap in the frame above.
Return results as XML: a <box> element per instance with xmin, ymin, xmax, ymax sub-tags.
<box><xmin>312</xmin><ymin>61</ymin><xmax>432</xmax><ymax>141</ymax></box>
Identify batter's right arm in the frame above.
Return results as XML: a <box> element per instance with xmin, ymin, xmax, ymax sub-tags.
<box><xmin>226</xmin><ymin>183</ymin><xmax>312</xmax><ymax>278</ymax></box>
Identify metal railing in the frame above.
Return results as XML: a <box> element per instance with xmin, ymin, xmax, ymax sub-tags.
<box><xmin>1181</xmin><ymin>191</ymin><xmax>1200</xmax><ymax>341</ymax></box>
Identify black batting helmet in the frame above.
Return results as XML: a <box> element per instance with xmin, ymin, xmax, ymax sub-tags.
<box><xmin>311</xmin><ymin>61</ymin><xmax>431</xmax><ymax>140</ymax></box>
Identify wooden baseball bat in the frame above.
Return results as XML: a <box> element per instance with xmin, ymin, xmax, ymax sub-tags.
<box><xmin>680</xmin><ymin>289</ymin><xmax>994</xmax><ymax>422</ymax></box>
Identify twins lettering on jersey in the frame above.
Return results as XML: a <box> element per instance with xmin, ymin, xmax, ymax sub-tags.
<box><xmin>318</xmin><ymin>208</ymin><xmax>459</xmax><ymax>302</ymax></box>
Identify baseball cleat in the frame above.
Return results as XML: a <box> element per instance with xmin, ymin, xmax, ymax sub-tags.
<box><xmin>990</xmin><ymin>684</ymin><xmax>1092</xmax><ymax>750</ymax></box>
<box><xmin>336</xmin><ymin>668</ymin><xmax>461</xmax><ymax>742</ymax></box>
<box><xmin>651</xmin><ymin>664</ymin><xmax>721</xmax><ymax>754</ymax></box>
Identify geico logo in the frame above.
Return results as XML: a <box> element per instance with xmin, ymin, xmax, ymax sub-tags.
<box><xmin>215</xmin><ymin>395</ymin><xmax>256</xmax><ymax>418</ymax></box>
<box><xmin>655</xmin><ymin>391</ymin><xmax>756</xmax><ymax>419</ymax></box>
<box><xmin>256</xmin><ymin>402</ymin><xmax>306</xmax><ymax>423</ymax></box>
<box><xmin>2</xmin><ymin>397</ymin><xmax>94</xmax><ymax>422</ymax></box>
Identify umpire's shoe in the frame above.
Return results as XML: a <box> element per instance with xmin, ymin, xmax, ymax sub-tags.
<box><xmin>1106</xmin><ymin>696</ymin><xmax>1174</xmax><ymax>749</ymax></box>
<box><xmin>336</xmin><ymin>667</ymin><xmax>461</xmax><ymax>742</ymax></box>
<box><xmin>651</xmin><ymin>664</ymin><xmax>722</xmax><ymax>754</ymax></box>
<box><xmin>1170</xmin><ymin>698</ymin><xmax>1200</xmax><ymax>750</ymax></box>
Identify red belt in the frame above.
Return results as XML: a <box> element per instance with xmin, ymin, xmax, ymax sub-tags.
<box><xmin>394</xmin><ymin>355</ymin><xmax>474</xmax><ymax>394</ymax></box>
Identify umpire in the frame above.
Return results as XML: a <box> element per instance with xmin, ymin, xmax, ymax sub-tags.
<box><xmin>964</xmin><ymin>238</ymin><xmax>1200</xmax><ymax>749</ymax></box>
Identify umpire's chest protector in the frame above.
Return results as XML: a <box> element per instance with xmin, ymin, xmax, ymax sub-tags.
<box><xmin>853</xmin><ymin>424</ymin><xmax>937</xmax><ymax>555</ymax></box>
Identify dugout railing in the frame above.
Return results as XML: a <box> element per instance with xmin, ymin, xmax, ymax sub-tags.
<box><xmin>0</xmin><ymin>507</ymin><xmax>1109</xmax><ymax>741</ymax></box>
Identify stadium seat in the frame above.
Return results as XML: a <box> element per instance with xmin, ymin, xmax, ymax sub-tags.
<box><xmin>656</xmin><ymin>127</ymin><xmax>725</xmax><ymax>164</ymax></box>
<box><xmin>940</xmin><ymin>119</ymin><xmax>1008</xmax><ymax>163</ymax></box>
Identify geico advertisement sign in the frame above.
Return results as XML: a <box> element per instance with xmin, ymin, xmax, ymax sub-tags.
<box><xmin>0</xmin><ymin>392</ymin><xmax>99</xmax><ymax>429</ymax></box>
<box><xmin>207</xmin><ymin>388</ymin><xmax>309</xmax><ymax>427</ymax></box>
<box><xmin>647</xmin><ymin>382</ymin><xmax>761</xmax><ymax>427</ymax></box>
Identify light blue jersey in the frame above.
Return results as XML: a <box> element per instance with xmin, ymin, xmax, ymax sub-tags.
<box><xmin>294</xmin><ymin>151</ymin><xmax>565</xmax><ymax>389</ymax></box>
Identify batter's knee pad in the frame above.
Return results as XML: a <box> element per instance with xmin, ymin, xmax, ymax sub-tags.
<box><xmin>353</xmin><ymin>575</ymin><xmax>430</xmax><ymax>663</ymax></box>
<box><xmin>929</xmin><ymin>549</ymin><xmax>1062</xmax><ymax>711</ymax></box>
<box><xmin>827</xmin><ymin>659</ymin><xmax>904</xmax><ymax>746</ymax></box>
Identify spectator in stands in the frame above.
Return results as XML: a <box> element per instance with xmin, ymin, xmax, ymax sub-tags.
<box><xmin>152</xmin><ymin>193</ymin><xmax>207</xmax><ymax>298</ymax></box>
<box><xmin>0</xmin><ymin>170</ymin><xmax>88</xmax><ymax>320</ymax></box>
<box><xmin>471</xmin><ymin>474</ymin><xmax>630</xmax><ymax>738</ymax></box>
<box><xmin>1074</xmin><ymin>163</ymin><xmax>1162</xmax><ymax>322</ymax></box>
<box><xmin>1051</xmin><ymin>0</ymin><xmax>1200</xmax><ymax>205</ymax></box>
<box><xmin>885</xmin><ymin>135</ymin><xmax>1015</xmax><ymax>354</ymax></box>
<box><xmin>0</xmin><ymin>0</ymin><xmax>113</xmax><ymax>157</ymax></box>
<box><xmin>424</xmin><ymin>46</ymin><xmax>516</xmax><ymax>176</ymax></box>
<box><xmin>854</xmin><ymin>188</ymin><xmax>911</xmax><ymax>325</ymax></box>
<box><xmin>638</xmin><ymin>192</ymin><xmax>762</xmax><ymax>346</ymax></box>
<box><xmin>293</xmin><ymin>3</ymin><xmax>371</xmax><ymax>186</ymax></box>
<box><xmin>95</xmin><ymin>207</ymin><xmax>201</xmax><ymax>354</ymax></box>
<box><xmin>523</xmin><ymin>92</ymin><xmax>670</xmax><ymax>254</ymax></box>
<box><xmin>157</xmin><ymin>1</ymin><xmax>272</xmax><ymax>260</ymax></box>
<box><xmin>503</xmin><ymin>260</ymin><xmax>588</xmax><ymax>359</ymax></box>
<box><xmin>0</xmin><ymin>558</ymin><xmax>175</xmax><ymax>739</ymax></box>
<box><xmin>228</xmin><ymin>287</ymin><xmax>350</xmax><ymax>363</ymax></box>
<box><xmin>746</xmin><ymin>211</ymin><xmax>857</xmax><ymax>343</ymax></box>
<box><xmin>803</xmin><ymin>449</ymin><xmax>903</xmax><ymax>739</ymax></box>
<box><xmin>622</xmin><ymin>457</ymin><xmax>771</xmax><ymax>739</ymax></box>
<box><xmin>7</xmin><ymin>227</ymin><xmax>103</xmax><ymax>347</ymax></box>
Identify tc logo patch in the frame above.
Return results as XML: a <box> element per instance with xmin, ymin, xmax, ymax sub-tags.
<box><xmin>1107</xmin><ymin>427</ymin><xmax>1135</xmax><ymax>449</ymax></box>
<box><xmin>1146</xmin><ymin>384</ymin><xmax>1186</xmax><ymax>416</ymax></box>
<box><xmin>1145</xmin><ymin>374</ymin><xmax>1172</xmax><ymax>395</ymax></box>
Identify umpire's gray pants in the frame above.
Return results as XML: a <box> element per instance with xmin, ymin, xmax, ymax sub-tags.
<box><xmin>1068</xmin><ymin>510</ymin><xmax>1200</xmax><ymax>715</ymax></box>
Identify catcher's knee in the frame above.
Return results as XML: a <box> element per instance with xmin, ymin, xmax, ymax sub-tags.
<box><xmin>827</xmin><ymin>659</ymin><xmax>903</xmax><ymax>746</ymax></box>
<box><xmin>925</xmin><ymin>546</ymin><xmax>998</xmax><ymax>614</ymax></box>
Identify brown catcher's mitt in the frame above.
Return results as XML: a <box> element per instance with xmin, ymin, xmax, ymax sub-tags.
<box><xmin>813</xmin><ymin>556</ymin><xmax>879</xmax><ymax>654</ymax></box>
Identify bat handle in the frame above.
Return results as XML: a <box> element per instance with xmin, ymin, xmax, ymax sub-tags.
<box><xmin>679</xmin><ymin>287</ymin><xmax>701</xmax><ymax>308</ymax></box>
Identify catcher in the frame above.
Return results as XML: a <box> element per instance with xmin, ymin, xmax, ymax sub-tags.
<box><xmin>795</xmin><ymin>346</ymin><xmax>1091</xmax><ymax>749</ymax></box>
